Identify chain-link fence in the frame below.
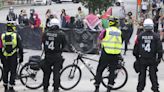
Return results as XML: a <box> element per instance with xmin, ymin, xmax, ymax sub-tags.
<box><xmin>0</xmin><ymin>0</ymin><xmax>33</xmax><ymax>9</ymax></box>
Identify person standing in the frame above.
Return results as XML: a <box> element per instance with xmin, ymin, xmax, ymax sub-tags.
<box><xmin>119</xmin><ymin>5</ymin><xmax>126</xmax><ymax>29</ymax></box>
<box><xmin>29</xmin><ymin>9</ymin><xmax>35</xmax><ymax>28</ymax></box>
<box><xmin>94</xmin><ymin>16</ymin><xmax>123</xmax><ymax>92</ymax></box>
<box><xmin>60</xmin><ymin>9</ymin><xmax>67</xmax><ymax>28</ymax></box>
<box><xmin>6</xmin><ymin>7</ymin><xmax>17</xmax><ymax>22</ymax></box>
<box><xmin>75</xmin><ymin>7</ymin><xmax>85</xmax><ymax>28</ymax></box>
<box><xmin>45</xmin><ymin>9</ymin><xmax>52</xmax><ymax>28</ymax></box>
<box><xmin>141</xmin><ymin>0</ymin><xmax>149</xmax><ymax>15</ymax></box>
<box><xmin>18</xmin><ymin>9</ymin><xmax>29</xmax><ymax>26</ymax></box>
<box><xmin>133</xmin><ymin>18</ymin><xmax>163</xmax><ymax>92</ymax></box>
<box><xmin>121</xmin><ymin>19</ymin><xmax>131</xmax><ymax>55</ymax></box>
<box><xmin>153</xmin><ymin>12</ymin><xmax>161</xmax><ymax>33</ymax></box>
<box><xmin>0</xmin><ymin>22</ymin><xmax>24</xmax><ymax>92</ymax></box>
<box><xmin>42</xmin><ymin>18</ymin><xmax>66</xmax><ymax>92</ymax></box>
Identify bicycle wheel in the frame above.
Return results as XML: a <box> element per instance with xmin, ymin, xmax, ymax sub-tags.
<box><xmin>102</xmin><ymin>66</ymin><xmax>128</xmax><ymax>90</ymax></box>
<box><xmin>19</xmin><ymin>63</ymin><xmax>43</xmax><ymax>89</ymax></box>
<box><xmin>162</xmin><ymin>54</ymin><xmax>164</xmax><ymax>62</ymax></box>
<box><xmin>60</xmin><ymin>64</ymin><xmax>82</xmax><ymax>90</ymax></box>
<box><xmin>0</xmin><ymin>66</ymin><xmax>3</xmax><ymax>82</ymax></box>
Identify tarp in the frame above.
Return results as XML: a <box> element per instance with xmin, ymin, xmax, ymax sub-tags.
<box><xmin>61</xmin><ymin>28</ymin><xmax>100</xmax><ymax>54</ymax></box>
<box><xmin>0</xmin><ymin>23</ymin><xmax>42</xmax><ymax>50</ymax></box>
<box><xmin>17</xmin><ymin>26</ymin><xmax>42</xmax><ymax>50</ymax></box>
<box><xmin>0</xmin><ymin>23</ymin><xmax>100</xmax><ymax>53</ymax></box>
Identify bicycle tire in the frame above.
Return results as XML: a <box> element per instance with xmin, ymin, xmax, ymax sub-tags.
<box><xmin>102</xmin><ymin>66</ymin><xmax>128</xmax><ymax>90</ymax></box>
<box><xmin>0</xmin><ymin>66</ymin><xmax>3</xmax><ymax>82</ymax></box>
<box><xmin>162</xmin><ymin>54</ymin><xmax>164</xmax><ymax>62</ymax></box>
<box><xmin>19</xmin><ymin>63</ymin><xmax>43</xmax><ymax>89</ymax></box>
<box><xmin>60</xmin><ymin>64</ymin><xmax>82</xmax><ymax>90</ymax></box>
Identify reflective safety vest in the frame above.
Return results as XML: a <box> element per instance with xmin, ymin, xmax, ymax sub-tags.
<box><xmin>1</xmin><ymin>32</ymin><xmax>17</xmax><ymax>57</ymax></box>
<box><xmin>101</xmin><ymin>27</ymin><xmax>122</xmax><ymax>54</ymax></box>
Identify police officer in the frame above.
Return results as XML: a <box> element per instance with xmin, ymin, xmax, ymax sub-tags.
<box><xmin>0</xmin><ymin>22</ymin><xmax>23</xmax><ymax>92</ymax></box>
<box><xmin>6</xmin><ymin>7</ymin><xmax>17</xmax><ymax>21</ymax></box>
<box><xmin>42</xmin><ymin>18</ymin><xmax>66</xmax><ymax>92</ymax></box>
<box><xmin>133</xmin><ymin>18</ymin><xmax>163</xmax><ymax>92</ymax></box>
<box><xmin>94</xmin><ymin>16</ymin><xmax>123</xmax><ymax>92</ymax></box>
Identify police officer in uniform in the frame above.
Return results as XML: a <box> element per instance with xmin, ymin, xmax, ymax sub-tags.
<box><xmin>94</xmin><ymin>16</ymin><xmax>123</xmax><ymax>92</ymax></box>
<box><xmin>133</xmin><ymin>18</ymin><xmax>163</xmax><ymax>92</ymax></box>
<box><xmin>42</xmin><ymin>18</ymin><xmax>66</xmax><ymax>92</ymax></box>
<box><xmin>0</xmin><ymin>22</ymin><xmax>23</xmax><ymax>92</ymax></box>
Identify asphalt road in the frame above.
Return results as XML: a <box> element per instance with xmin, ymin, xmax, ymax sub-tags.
<box><xmin>1</xmin><ymin>1</ymin><xmax>164</xmax><ymax>92</ymax></box>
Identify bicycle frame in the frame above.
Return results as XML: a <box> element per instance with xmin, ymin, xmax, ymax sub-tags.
<box><xmin>72</xmin><ymin>54</ymin><xmax>99</xmax><ymax>78</ymax></box>
<box><xmin>16</xmin><ymin>63</ymin><xmax>39</xmax><ymax>80</ymax></box>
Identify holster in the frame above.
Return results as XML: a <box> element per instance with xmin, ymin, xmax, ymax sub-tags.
<box><xmin>133</xmin><ymin>60</ymin><xmax>140</xmax><ymax>73</ymax></box>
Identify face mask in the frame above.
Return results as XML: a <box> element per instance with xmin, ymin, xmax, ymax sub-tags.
<box><xmin>33</xmin><ymin>16</ymin><xmax>36</xmax><ymax>19</ymax></box>
<box><xmin>24</xmin><ymin>16</ymin><xmax>27</xmax><ymax>19</ymax></box>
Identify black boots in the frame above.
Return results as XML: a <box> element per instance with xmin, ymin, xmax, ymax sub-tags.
<box><xmin>107</xmin><ymin>88</ymin><xmax>111</xmax><ymax>92</ymax></box>
<box><xmin>4</xmin><ymin>85</ymin><xmax>8</xmax><ymax>92</ymax></box>
<box><xmin>94</xmin><ymin>86</ymin><xmax>111</xmax><ymax>92</ymax></box>
<box><xmin>8</xmin><ymin>87</ymin><xmax>16</xmax><ymax>92</ymax></box>
<box><xmin>52</xmin><ymin>90</ymin><xmax>59</xmax><ymax>92</ymax></box>
<box><xmin>94</xmin><ymin>86</ymin><xmax>99</xmax><ymax>92</ymax></box>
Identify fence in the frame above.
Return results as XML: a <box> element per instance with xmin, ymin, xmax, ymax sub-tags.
<box><xmin>0</xmin><ymin>23</ymin><xmax>100</xmax><ymax>54</ymax></box>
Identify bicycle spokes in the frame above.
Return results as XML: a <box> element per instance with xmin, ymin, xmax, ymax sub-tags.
<box><xmin>20</xmin><ymin>64</ymin><xmax>43</xmax><ymax>89</ymax></box>
<box><xmin>60</xmin><ymin>65</ymin><xmax>82</xmax><ymax>90</ymax></box>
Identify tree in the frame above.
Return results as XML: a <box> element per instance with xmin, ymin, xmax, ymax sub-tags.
<box><xmin>81</xmin><ymin>0</ymin><xmax>115</xmax><ymax>14</ymax></box>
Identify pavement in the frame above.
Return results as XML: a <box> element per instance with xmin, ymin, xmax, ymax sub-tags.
<box><xmin>1</xmin><ymin>0</ymin><xmax>164</xmax><ymax>92</ymax></box>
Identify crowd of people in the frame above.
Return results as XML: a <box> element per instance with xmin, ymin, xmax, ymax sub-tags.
<box><xmin>139</xmin><ymin>0</ymin><xmax>164</xmax><ymax>40</ymax></box>
<box><xmin>0</xmin><ymin>0</ymin><xmax>164</xmax><ymax>92</ymax></box>
<box><xmin>6</xmin><ymin>7</ymin><xmax>41</xmax><ymax>30</ymax></box>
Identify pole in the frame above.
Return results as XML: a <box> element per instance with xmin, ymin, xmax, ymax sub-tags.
<box><xmin>136</xmin><ymin>0</ymin><xmax>138</xmax><ymax>21</ymax></box>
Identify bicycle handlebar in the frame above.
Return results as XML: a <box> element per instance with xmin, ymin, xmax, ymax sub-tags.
<box><xmin>70</xmin><ymin>44</ymin><xmax>84</xmax><ymax>56</ymax></box>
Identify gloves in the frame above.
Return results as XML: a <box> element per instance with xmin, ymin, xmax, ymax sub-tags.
<box><xmin>19</xmin><ymin>57</ymin><xmax>23</xmax><ymax>63</ymax></box>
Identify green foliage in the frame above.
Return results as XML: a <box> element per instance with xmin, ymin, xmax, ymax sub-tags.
<box><xmin>81</xmin><ymin>0</ymin><xmax>115</xmax><ymax>14</ymax></box>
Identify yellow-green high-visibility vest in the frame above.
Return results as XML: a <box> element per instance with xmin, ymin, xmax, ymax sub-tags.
<box><xmin>101</xmin><ymin>27</ymin><xmax>122</xmax><ymax>54</ymax></box>
<box><xmin>1</xmin><ymin>32</ymin><xmax>17</xmax><ymax>57</ymax></box>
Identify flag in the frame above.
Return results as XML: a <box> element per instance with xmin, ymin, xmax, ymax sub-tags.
<box><xmin>101</xmin><ymin>7</ymin><xmax>112</xmax><ymax>19</ymax></box>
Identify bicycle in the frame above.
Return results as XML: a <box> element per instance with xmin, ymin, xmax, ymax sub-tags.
<box><xmin>60</xmin><ymin>47</ymin><xmax>128</xmax><ymax>90</ymax></box>
<box><xmin>0</xmin><ymin>55</ymin><xmax>43</xmax><ymax>89</ymax></box>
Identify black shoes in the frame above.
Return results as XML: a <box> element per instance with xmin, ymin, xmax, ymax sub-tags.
<box><xmin>43</xmin><ymin>89</ymin><xmax>49</xmax><ymax>92</ymax></box>
<box><xmin>94</xmin><ymin>89</ymin><xmax>99</xmax><ymax>92</ymax></box>
<box><xmin>8</xmin><ymin>87</ymin><xmax>16</xmax><ymax>92</ymax></box>
<box><xmin>94</xmin><ymin>86</ymin><xmax>99</xmax><ymax>92</ymax></box>
<box><xmin>107</xmin><ymin>86</ymin><xmax>111</xmax><ymax>92</ymax></box>
<box><xmin>52</xmin><ymin>89</ymin><xmax>59</xmax><ymax>92</ymax></box>
<box><xmin>4</xmin><ymin>85</ymin><xmax>8</xmax><ymax>92</ymax></box>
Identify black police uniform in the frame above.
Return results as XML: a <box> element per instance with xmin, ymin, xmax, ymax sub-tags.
<box><xmin>42</xmin><ymin>28</ymin><xmax>66</xmax><ymax>91</ymax></box>
<box><xmin>133</xmin><ymin>30</ymin><xmax>163</xmax><ymax>92</ymax></box>
<box><xmin>0</xmin><ymin>29</ymin><xmax>23</xmax><ymax>92</ymax></box>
